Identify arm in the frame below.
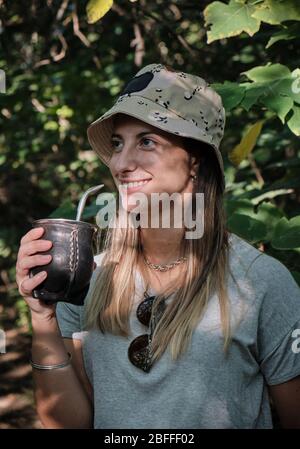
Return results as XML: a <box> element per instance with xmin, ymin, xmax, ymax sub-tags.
<box><xmin>268</xmin><ymin>376</ymin><xmax>300</xmax><ymax>429</ymax></box>
<box><xmin>31</xmin><ymin>313</ymin><xmax>93</xmax><ymax>429</ymax></box>
<box><xmin>63</xmin><ymin>337</ymin><xmax>94</xmax><ymax>404</ymax></box>
<box><xmin>16</xmin><ymin>227</ymin><xmax>94</xmax><ymax>428</ymax></box>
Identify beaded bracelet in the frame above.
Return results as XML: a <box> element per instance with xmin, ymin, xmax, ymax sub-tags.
<box><xmin>30</xmin><ymin>352</ymin><xmax>72</xmax><ymax>370</ymax></box>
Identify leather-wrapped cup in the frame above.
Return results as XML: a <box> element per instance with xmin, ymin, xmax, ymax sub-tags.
<box><xmin>29</xmin><ymin>218</ymin><xmax>98</xmax><ymax>305</ymax></box>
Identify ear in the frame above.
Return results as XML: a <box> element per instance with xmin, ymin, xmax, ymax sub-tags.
<box><xmin>190</xmin><ymin>155</ymin><xmax>200</xmax><ymax>177</ymax></box>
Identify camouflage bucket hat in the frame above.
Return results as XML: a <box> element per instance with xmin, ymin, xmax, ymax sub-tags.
<box><xmin>87</xmin><ymin>63</ymin><xmax>226</xmax><ymax>183</ymax></box>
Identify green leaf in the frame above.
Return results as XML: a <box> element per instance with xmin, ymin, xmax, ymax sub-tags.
<box><xmin>266</xmin><ymin>23</ymin><xmax>300</xmax><ymax>48</ymax></box>
<box><xmin>81</xmin><ymin>202</ymin><xmax>103</xmax><ymax>220</ymax></box>
<box><xmin>204</xmin><ymin>0</ymin><xmax>261</xmax><ymax>44</ymax></box>
<box><xmin>238</xmin><ymin>188</ymin><xmax>294</xmax><ymax>204</ymax></box>
<box><xmin>56</xmin><ymin>105</ymin><xmax>74</xmax><ymax>118</ymax></box>
<box><xmin>224</xmin><ymin>199</ymin><xmax>284</xmax><ymax>244</ymax></box>
<box><xmin>242</xmin><ymin>63</ymin><xmax>290</xmax><ymax>82</ymax></box>
<box><xmin>271</xmin><ymin>216</ymin><xmax>300</xmax><ymax>249</ymax></box>
<box><xmin>287</xmin><ymin>105</ymin><xmax>300</xmax><ymax>136</ymax></box>
<box><xmin>262</xmin><ymin>92</ymin><xmax>293</xmax><ymax>123</ymax></box>
<box><xmin>224</xmin><ymin>198</ymin><xmax>254</xmax><ymax>217</ymax></box>
<box><xmin>212</xmin><ymin>81</ymin><xmax>246</xmax><ymax>110</ymax></box>
<box><xmin>44</xmin><ymin>120</ymin><xmax>58</xmax><ymax>131</ymax></box>
<box><xmin>252</xmin><ymin>0</ymin><xmax>300</xmax><ymax>25</ymax></box>
<box><xmin>240</xmin><ymin>82</ymin><xmax>267</xmax><ymax>110</ymax></box>
<box><xmin>240</xmin><ymin>63</ymin><xmax>300</xmax><ymax>133</ymax></box>
<box><xmin>49</xmin><ymin>200</ymin><xmax>76</xmax><ymax>219</ymax></box>
<box><xmin>255</xmin><ymin>202</ymin><xmax>284</xmax><ymax>241</ymax></box>
<box><xmin>229</xmin><ymin>120</ymin><xmax>265</xmax><ymax>166</ymax></box>
<box><xmin>265</xmin><ymin>157</ymin><xmax>300</xmax><ymax>170</ymax></box>
<box><xmin>86</xmin><ymin>0</ymin><xmax>113</xmax><ymax>24</ymax></box>
<box><xmin>227</xmin><ymin>213</ymin><xmax>268</xmax><ymax>243</ymax></box>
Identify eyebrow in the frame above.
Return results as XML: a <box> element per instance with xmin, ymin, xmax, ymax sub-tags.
<box><xmin>111</xmin><ymin>131</ymin><xmax>162</xmax><ymax>139</ymax></box>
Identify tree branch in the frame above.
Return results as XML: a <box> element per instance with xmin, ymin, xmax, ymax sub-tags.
<box><xmin>130</xmin><ymin>23</ymin><xmax>145</xmax><ymax>67</ymax></box>
<box><xmin>72</xmin><ymin>10</ymin><xmax>91</xmax><ymax>48</ymax></box>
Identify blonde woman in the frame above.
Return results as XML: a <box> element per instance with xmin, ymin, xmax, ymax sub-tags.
<box><xmin>16</xmin><ymin>64</ymin><xmax>300</xmax><ymax>429</ymax></box>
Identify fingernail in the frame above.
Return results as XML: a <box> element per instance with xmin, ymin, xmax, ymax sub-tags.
<box><xmin>38</xmin><ymin>271</ymin><xmax>47</xmax><ymax>277</ymax></box>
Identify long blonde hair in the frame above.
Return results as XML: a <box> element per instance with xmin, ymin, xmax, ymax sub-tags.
<box><xmin>84</xmin><ymin>138</ymin><xmax>232</xmax><ymax>364</ymax></box>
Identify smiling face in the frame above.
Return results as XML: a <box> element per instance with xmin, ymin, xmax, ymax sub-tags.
<box><xmin>109</xmin><ymin>114</ymin><xmax>199</xmax><ymax>213</ymax></box>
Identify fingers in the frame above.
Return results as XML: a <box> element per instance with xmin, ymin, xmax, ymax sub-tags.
<box><xmin>18</xmin><ymin>238</ymin><xmax>53</xmax><ymax>260</ymax></box>
<box><xmin>17</xmin><ymin>254</ymin><xmax>52</xmax><ymax>276</ymax></box>
<box><xmin>20</xmin><ymin>227</ymin><xmax>45</xmax><ymax>245</ymax></box>
<box><xmin>19</xmin><ymin>271</ymin><xmax>48</xmax><ymax>298</ymax></box>
<box><xmin>16</xmin><ymin>227</ymin><xmax>53</xmax><ymax>278</ymax></box>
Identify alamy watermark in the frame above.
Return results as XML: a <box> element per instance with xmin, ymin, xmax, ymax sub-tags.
<box><xmin>0</xmin><ymin>69</ymin><xmax>5</xmax><ymax>94</ymax></box>
<box><xmin>291</xmin><ymin>328</ymin><xmax>300</xmax><ymax>354</ymax></box>
<box><xmin>0</xmin><ymin>329</ymin><xmax>6</xmax><ymax>354</ymax></box>
<box><xmin>95</xmin><ymin>191</ymin><xmax>205</xmax><ymax>239</ymax></box>
<box><xmin>291</xmin><ymin>69</ymin><xmax>300</xmax><ymax>95</ymax></box>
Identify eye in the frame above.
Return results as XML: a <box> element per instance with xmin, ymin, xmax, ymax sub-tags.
<box><xmin>140</xmin><ymin>137</ymin><xmax>156</xmax><ymax>149</ymax></box>
<box><xmin>111</xmin><ymin>139</ymin><xmax>122</xmax><ymax>151</ymax></box>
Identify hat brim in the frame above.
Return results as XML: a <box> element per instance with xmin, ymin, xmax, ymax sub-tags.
<box><xmin>87</xmin><ymin>94</ymin><xmax>224</xmax><ymax>176</ymax></box>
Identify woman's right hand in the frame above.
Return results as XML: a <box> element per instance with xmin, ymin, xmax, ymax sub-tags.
<box><xmin>16</xmin><ymin>226</ymin><xmax>55</xmax><ymax>320</ymax></box>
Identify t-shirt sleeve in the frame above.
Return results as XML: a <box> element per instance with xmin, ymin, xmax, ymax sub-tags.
<box><xmin>253</xmin><ymin>255</ymin><xmax>300</xmax><ymax>385</ymax></box>
<box><xmin>56</xmin><ymin>252</ymin><xmax>105</xmax><ymax>339</ymax></box>
<box><xmin>56</xmin><ymin>302</ymin><xmax>83</xmax><ymax>339</ymax></box>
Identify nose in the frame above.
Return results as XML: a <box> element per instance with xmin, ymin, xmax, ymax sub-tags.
<box><xmin>111</xmin><ymin>142</ymin><xmax>138</xmax><ymax>174</ymax></box>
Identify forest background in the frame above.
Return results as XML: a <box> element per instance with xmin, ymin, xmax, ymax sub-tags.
<box><xmin>0</xmin><ymin>0</ymin><xmax>299</xmax><ymax>428</ymax></box>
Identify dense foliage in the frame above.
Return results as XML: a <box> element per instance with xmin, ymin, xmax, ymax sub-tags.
<box><xmin>0</xmin><ymin>0</ymin><xmax>299</xmax><ymax>327</ymax></box>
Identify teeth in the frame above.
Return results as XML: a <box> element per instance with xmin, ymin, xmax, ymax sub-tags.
<box><xmin>120</xmin><ymin>180</ymin><xmax>149</xmax><ymax>188</ymax></box>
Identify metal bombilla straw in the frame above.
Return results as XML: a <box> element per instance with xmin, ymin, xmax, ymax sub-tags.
<box><xmin>76</xmin><ymin>184</ymin><xmax>105</xmax><ymax>221</ymax></box>
<box><xmin>59</xmin><ymin>183</ymin><xmax>105</xmax><ymax>302</ymax></box>
<box><xmin>30</xmin><ymin>184</ymin><xmax>106</xmax><ymax>305</ymax></box>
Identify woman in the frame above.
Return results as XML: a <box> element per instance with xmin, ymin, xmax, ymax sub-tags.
<box><xmin>16</xmin><ymin>63</ymin><xmax>300</xmax><ymax>429</ymax></box>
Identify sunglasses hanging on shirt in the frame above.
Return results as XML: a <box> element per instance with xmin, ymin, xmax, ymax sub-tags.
<box><xmin>128</xmin><ymin>290</ymin><xmax>167</xmax><ymax>372</ymax></box>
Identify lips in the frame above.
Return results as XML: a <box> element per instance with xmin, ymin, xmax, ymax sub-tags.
<box><xmin>119</xmin><ymin>179</ymin><xmax>151</xmax><ymax>193</ymax></box>
<box><xmin>119</xmin><ymin>178</ymin><xmax>152</xmax><ymax>183</ymax></box>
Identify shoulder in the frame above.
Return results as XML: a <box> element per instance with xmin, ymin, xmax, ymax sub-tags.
<box><xmin>228</xmin><ymin>232</ymin><xmax>300</xmax><ymax>322</ymax></box>
<box><xmin>228</xmin><ymin>232</ymin><xmax>265</xmax><ymax>277</ymax></box>
<box><xmin>228</xmin><ymin>232</ymin><xmax>298</xmax><ymax>288</ymax></box>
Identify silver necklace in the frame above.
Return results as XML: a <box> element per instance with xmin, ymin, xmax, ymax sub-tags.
<box><xmin>143</xmin><ymin>253</ymin><xmax>187</xmax><ymax>272</ymax></box>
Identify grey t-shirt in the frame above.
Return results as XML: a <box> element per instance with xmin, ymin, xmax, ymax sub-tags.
<box><xmin>56</xmin><ymin>233</ymin><xmax>300</xmax><ymax>429</ymax></box>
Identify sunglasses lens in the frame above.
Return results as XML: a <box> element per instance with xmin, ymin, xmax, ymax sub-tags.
<box><xmin>136</xmin><ymin>295</ymin><xmax>156</xmax><ymax>326</ymax></box>
<box><xmin>128</xmin><ymin>334</ymin><xmax>152</xmax><ymax>372</ymax></box>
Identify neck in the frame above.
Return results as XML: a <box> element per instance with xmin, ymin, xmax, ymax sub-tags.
<box><xmin>139</xmin><ymin>227</ymin><xmax>185</xmax><ymax>264</ymax></box>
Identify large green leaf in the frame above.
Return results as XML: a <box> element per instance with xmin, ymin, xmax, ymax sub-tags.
<box><xmin>262</xmin><ymin>92</ymin><xmax>293</xmax><ymax>123</ymax></box>
<box><xmin>271</xmin><ymin>216</ymin><xmax>300</xmax><ymax>249</ymax></box>
<box><xmin>204</xmin><ymin>0</ymin><xmax>261</xmax><ymax>44</ymax></box>
<box><xmin>252</xmin><ymin>0</ymin><xmax>300</xmax><ymax>25</ymax></box>
<box><xmin>212</xmin><ymin>81</ymin><xmax>246</xmax><ymax>110</ymax></box>
<box><xmin>224</xmin><ymin>198</ymin><xmax>254</xmax><ymax>217</ymax></box>
<box><xmin>225</xmin><ymin>199</ymin><xmax>284</xmax><ymax>243</ymax></box>
<box><xmin>255</xmin><ymin>202</ymin><xmax>284</xmax><ymax>242</ymax></box>
<box><xmin>242</xmin><ymin>63</ymin><xmax>291</xmax><ymax>82</ymax></box>
<box><xmin>215</xmin><ymin>63</ymin><xmax>300</xmax><ymax>128</ymax></box>
<box><xmin>239</xmin><ymin>82</ymin><xmax>267</xmax><ymax>110</ymax></box>
<box><xmin>240</xmin><ymin>64</ymin><xmax>300</xmax><ymax>131</ymax></box>
<box><xmin>227</xmin><ymin>213</ymin><xmax>268</xmax><ymax>243</ymax></box>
